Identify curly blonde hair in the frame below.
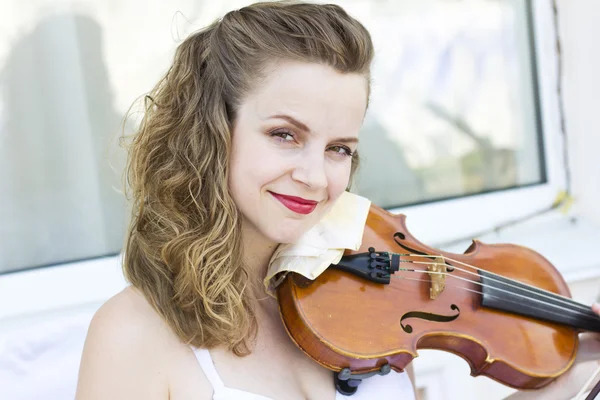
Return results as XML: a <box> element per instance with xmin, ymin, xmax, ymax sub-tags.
<box><xmin>122</xmin><ymin>1</ymin><xmax>374</xmax><ymax>356</ymax></box>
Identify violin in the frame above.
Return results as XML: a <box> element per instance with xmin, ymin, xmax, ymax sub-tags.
<box><xmin>276</xmin><ymin>203</ymin><xmax>600</xmax><ymax>398</ymax></box>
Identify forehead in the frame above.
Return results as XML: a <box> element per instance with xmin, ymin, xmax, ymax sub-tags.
<box><xmin>239</xmin><ymin>60</ymin><xmax>368</xmax><ymax>135</ymax></box>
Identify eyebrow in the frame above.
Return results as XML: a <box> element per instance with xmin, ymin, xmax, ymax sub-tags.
<box><xmin>268</xmin><ymin>114</ymin><xmax>359</xmax><ymax>144</ymax></box>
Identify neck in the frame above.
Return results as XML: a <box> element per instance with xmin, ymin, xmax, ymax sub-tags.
<box><xmin>241</xmin><ymin>219</ymin><xmax>280</xmax><ymax>301</ymax></box>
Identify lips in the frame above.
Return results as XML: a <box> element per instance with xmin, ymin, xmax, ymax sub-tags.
<box><xmin>269</xmin><ymin>191</ymin><xmax>319</xmax><ymax>215</ymax></box>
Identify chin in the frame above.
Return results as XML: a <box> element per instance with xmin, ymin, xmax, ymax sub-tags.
<box><xmin>267</xmin><ymin>230</ymin><xmax>304</xmax><ymax>245</ymax></box>
<box><xmin>265</xmin><ymin>222</ymin><xmax>312</xmax><ymax>245</ymax></box>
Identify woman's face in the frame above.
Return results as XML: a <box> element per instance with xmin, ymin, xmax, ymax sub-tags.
<box><xmin>229</xmin><ymin>60</ymin><xmax>368</xmax><ymax>245</ymax></box>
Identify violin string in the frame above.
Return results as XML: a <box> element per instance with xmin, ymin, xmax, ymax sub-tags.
<box><xmin>398</xmin><ymin>252</ymin><xmax>585</xmax><ymax>307</ymax></box>
<box><xmin>393</xmin><ymin>252</ymin><xmax>591</xmax><ymax>313</ymax></box>
<box><xmin>394</xmin><ymin>267</ymin><xmax>599</xmax><ymax>321</ymax></box>
<box><xmin>399</xmin><ymin>258</ymin><xmax>591</xmax><ymax>314</ymax></box>
<box><xmin>411</xmin><ymin>253</ymin><xmax>586</xmax><ymax>308</ymax></box>
<box><xmin>399</xmin><ymin>270</ymin><xmax>598</xmax><ymax>320</ymax></box>
<box><xmin>391</xmin><ymin>274</ymin><xmax>596</xmax><ymax>324</ymax></box>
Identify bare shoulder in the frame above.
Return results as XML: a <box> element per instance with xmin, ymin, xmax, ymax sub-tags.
<box><xmin>75</xmin><ymin>286</ymin><xmax>175</xmax><ymax>400</ymax></box>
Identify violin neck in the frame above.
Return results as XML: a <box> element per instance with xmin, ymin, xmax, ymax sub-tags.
<box><xmin>478</xmin><ymin>270</ymin><xmax>600</xmax><ymax>333</ymax></box>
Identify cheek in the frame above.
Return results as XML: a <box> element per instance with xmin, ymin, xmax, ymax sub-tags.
<box><xmin>230</xmin><ymin>139</ymin><xmax>282</xmax><ymax>196</ymax></box>
<box><xmin>241</xmin><ymin>152</ymin><xmax>281</xmax><ymax>187</ymax></box>
<box><xmin>326</xmin><ymin>163</ymin><xmax>352</xmax><ymax>200</ymax></box>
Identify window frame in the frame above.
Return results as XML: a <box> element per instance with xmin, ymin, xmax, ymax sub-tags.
<box><xmin>387</xmin><ymin>0</ymin><xmax>566</xmax><ymax>247</ymax></box>
<box><xmin>0</xmin><ymin>0</ymin><xmax>564</xmax><ymax>319</ymax></box>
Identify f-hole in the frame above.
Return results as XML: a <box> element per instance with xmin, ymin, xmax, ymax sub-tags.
<box><xmin>393</xmin><ymin>232</ymin><xmax>455</xmax><ymax>272</ymax></box>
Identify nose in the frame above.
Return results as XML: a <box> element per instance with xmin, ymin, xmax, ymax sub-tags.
<box><xmin>291</xmin><ymin>150</ymin><xmax>328</xmax><ymax>190</ymax></box>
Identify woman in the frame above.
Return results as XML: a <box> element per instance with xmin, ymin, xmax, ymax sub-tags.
<box><xmin>76</xmin><ymin>2</ymin><xmax>600</xmax><ymax>399</ymax></box>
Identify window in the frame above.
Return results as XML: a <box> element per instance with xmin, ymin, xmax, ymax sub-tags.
<box><xmin>354</xmin><ymin>0</ymin><xmax>564</xmax><ymax>247</ymax></box>
<box><xmin>354</xmin><ymin>0</ymin><xmax>544</xmax><ymax>208</ymax></box>
<box><xmin>0</xmin><ymin>12</ymin><xmax>129</xmax><ymax>274</ymax></box>
<box><xmin>0</xmin><ymin>0</ymin><xmax>562</xmax><ymax>312</ymax></box>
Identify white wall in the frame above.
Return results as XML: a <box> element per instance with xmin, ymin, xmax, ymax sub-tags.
<box><xmin>560</xmin><ymin>0</ymin><xmax>600</xmax><ymax>225</ymax></box>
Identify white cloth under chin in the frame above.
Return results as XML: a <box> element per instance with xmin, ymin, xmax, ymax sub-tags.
<box><xmin>263</xmin><ymin>190</ymin><xmax>371</xmax><ymax>296</ymax></box>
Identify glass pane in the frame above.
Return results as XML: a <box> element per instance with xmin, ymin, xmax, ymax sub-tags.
<box><xmin>0</xmin><ymin>0</ymin><xmax>252</xmax><ymax>274</ymax></box>
<box><xmin>0</xmin><ymin>13</ymin><xmax>129</xmax><ymax>273</ymax></box>
<box><xmin>0</xmin><ymin>0</ymin><xmax>543</xmax><ymax>273</ymax></box>
<box><xmin>351</xmin><ymin>0</ymin><xmax>544</xmax><ymax>208</ymax></box>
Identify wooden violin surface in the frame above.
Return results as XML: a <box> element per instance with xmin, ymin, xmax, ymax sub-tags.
<box><xmin>277</xmin><ymin>204</ymin><xmax>587</xmax><ymax>390</ymax></box>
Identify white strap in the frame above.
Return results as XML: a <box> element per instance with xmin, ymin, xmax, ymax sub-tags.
<box><xmin>193</xmin><ymin>348</ymin><xmax>225</xmax><ymax>391</ymax></box>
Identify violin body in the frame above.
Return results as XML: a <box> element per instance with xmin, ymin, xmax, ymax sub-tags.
<box><xmin>277</xmin><ymin>204</ymin><xmax>587</xmax><ymax>390</ymax></box>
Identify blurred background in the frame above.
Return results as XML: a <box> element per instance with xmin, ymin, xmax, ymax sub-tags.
<box><xmin>0</xmin><ymin>0</ymin><xmax>599</xmax><ymax>399</ymax></box>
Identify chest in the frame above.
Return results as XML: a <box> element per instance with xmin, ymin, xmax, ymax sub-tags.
<box><xmin>168</xmin><ymin>320</ymin><xmax>338</xmax><ymax>400</ymax></box>
<box><xmin>220</xmin><ymin>340</ymin><xmax>336</xmax><ymax>399</ymax></box>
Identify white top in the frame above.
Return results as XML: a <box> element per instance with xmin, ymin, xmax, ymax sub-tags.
<box><xmin>192</xmin><ymin>347</ymin><xmax>416</xmax><ymax>400</ymax></box>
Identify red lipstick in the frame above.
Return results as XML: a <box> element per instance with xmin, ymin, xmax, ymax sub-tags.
<box><xmin>269</xmin><ymin>192</ymin><xmax>318</xmax><ymax>215</ymax></box>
